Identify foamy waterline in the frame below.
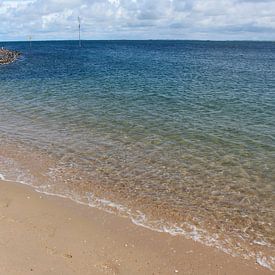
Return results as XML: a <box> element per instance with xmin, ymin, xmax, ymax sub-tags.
<box><xmin>0</xmin><ymin>171</ymin><xmax>273</xmax><ymax>271</ymax></box>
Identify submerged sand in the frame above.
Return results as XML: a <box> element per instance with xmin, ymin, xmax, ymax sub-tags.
<box><xmin>0</xmin><ymin>179</ymin><xmax>272</xmax><ymax>275</ymax></box>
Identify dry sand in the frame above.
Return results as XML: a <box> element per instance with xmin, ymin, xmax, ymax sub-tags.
<box><xmin>0</xmin><ymin>179</ymin><xmax>272</xmax><ymax>275</ymax></box>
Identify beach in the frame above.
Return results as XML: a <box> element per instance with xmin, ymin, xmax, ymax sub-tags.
<box><xmin>1</xmin><ymin>0</ymin><xmax>275</xmax><ymax>270</ymax></box>
<box><xmin>0</xmin><ymin>179</ymin><xmax>272</xmax><ymax>275</ymax></box>
<box><xmin>0</xmin><ymin>40</ymin><xmax>274</xmax><ymax>273</ymax></box>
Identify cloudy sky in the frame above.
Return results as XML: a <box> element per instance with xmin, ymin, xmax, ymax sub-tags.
<box><xmin>0</xmin><ymin>0</ymin><xmax>275</xmax><ymax>41</ymax></box>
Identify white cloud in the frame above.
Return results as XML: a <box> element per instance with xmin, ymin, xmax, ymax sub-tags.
<box><xmin>0</xmin><ymin>0</ymin><xmax>275</xmax><ymax>41</ymax></box>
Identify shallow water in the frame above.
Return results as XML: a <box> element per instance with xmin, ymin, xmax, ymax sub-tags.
<box><xmin>0</xmin><ymin>40</ymin><xmax>274</xmax><ymax>268</ymax></box>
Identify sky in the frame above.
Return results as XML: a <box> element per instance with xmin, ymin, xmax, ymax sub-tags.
<box><xmin>0</xmin><ymin>0</ymin><xmax>275</xmax><ymax>41</ymax></box>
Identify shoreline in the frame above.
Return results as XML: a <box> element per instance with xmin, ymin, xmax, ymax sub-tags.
<box><xmin>0</xmin><ymin>140</ymin><xmax>274</xmax><ymax>271</ymax></box>
<box><xmin>0</xmin><ymin>179</ymin><xmax>272</xmax><ymax>274</ymax></box>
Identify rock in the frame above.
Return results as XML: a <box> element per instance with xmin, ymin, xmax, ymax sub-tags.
<box><xmin>0</xmin><ymin>48</ymin><xmax>21</xmax><ymax>65</ymax></box>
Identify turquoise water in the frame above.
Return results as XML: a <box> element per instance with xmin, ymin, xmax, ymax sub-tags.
<box><xmin>0</xmin><ymin>41</ymin><xmax>274</xmax><ymax>267</ymax></box>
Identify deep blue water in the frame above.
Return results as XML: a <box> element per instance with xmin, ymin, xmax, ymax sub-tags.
<box><xmin>0</xmin><ymin>40</ymin><xmax>275</xmax><ymax>265</ymax></box>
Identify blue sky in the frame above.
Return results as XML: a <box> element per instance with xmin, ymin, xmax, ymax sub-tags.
<box><xmin>1</xmin><ymin>0</ymin><xmax>275</xmax><ymax>41</ymax></box>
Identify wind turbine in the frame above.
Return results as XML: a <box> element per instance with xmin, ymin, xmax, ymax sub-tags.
<box><xmin>78</xmin><ymin>16</ymin><xmax>81</xmax><ymax>47</ymax></box>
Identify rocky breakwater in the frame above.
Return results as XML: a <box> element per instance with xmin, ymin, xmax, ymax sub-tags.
<box><xmin>0</xmin><ymin>48</ymin><xmax>21</xmax><ymax>64</ymax></box>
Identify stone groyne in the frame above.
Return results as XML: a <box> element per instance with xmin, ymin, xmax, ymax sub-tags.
<box><xmin>0</xmin><ymin>48</ymin><xmax>21</xmax><ymax>64</ymax></box>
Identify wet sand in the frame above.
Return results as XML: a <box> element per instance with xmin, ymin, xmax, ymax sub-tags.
<box><xmin>0</xmin><ymin>179</ymin><xmax>272</xmax><ymax>275</ymax></box>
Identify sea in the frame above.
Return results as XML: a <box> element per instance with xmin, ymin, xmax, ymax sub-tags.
<box><xmin>0</xmin><ymin>40</ymin><xmax>274</xmax><ymax>269</ymax></box>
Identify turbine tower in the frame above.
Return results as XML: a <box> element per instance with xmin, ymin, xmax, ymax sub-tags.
<box><xmin>29</xmin><ymin>36</ymin><xmax>32</xmax><ymax>49</ymax></box>
<box><xmin>78</xmin><ymin>16</ymin><xmax>81</xmax><ymax>47</ymax></box>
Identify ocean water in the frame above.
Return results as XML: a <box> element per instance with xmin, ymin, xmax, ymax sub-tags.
<box><xmin>0</xmin><ymin>40</ymin><xmax>274</xmax><ymax>268</ymax></box>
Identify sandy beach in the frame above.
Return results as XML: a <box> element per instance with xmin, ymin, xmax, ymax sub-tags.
<box><xmin>1</xmin><ymin>0</ymin><xmax>275</xmax><ymax>273</ymax></box>
<box><xmin>0</xmin><ymin>179</ymin><xmax>272</xmax><ymax>275</ymax></box>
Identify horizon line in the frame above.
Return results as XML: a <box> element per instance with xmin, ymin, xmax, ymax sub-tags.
<box><xmin>1</xmin><ymin>38</ymin><xmax>275</xmax><ymax>43</ymax></box>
